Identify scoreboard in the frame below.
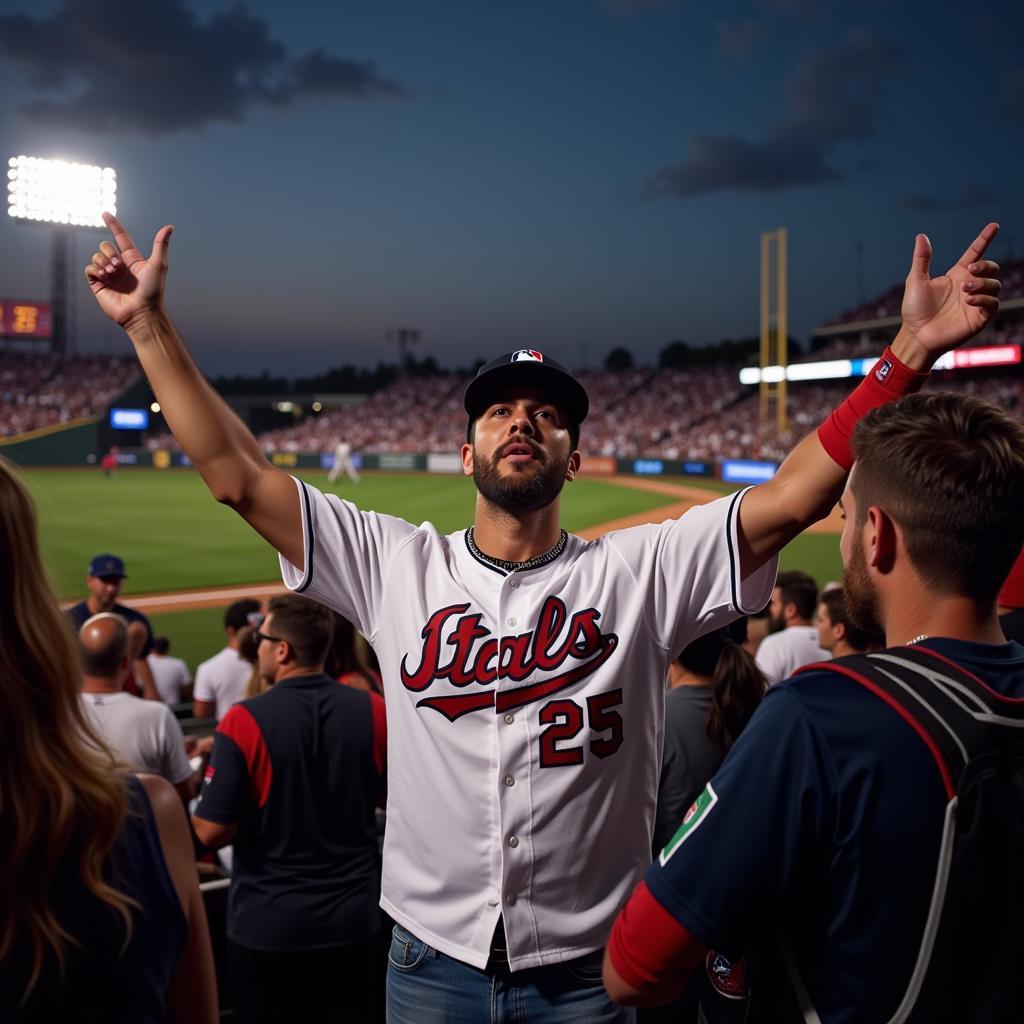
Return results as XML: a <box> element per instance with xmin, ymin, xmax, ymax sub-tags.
<box><xmin>0</xmin><ymin>300</ymin><xmax>51</xmax><ymax>339</ymax></box>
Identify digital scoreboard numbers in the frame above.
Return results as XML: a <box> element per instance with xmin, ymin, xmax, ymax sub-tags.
<box><xmin>0</xmin><ymin>300</ymin><xmax>52</xmax><ymax>338</ymax></box>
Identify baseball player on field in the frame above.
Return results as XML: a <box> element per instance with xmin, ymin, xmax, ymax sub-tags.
<box><xmin>85</xmin><ymin>212</ymin><xmax>1001</xmax><ymax>1023</ymax></box>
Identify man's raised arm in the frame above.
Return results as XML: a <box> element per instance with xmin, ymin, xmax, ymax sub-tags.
<box><xmin>737</xmin><ymin>223</ymin><xmax>1002</xmax><ymax>578</ymax></box>
<box><xmin>84</xmin><ymin>213</ymin><xmax>303</xmax><ymax>568</ymax></box>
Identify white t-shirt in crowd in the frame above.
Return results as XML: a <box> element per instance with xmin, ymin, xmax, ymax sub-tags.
<box><xmin>755</xmin><ymin>625</ymin><xmax>831</xmax><ymax>685</ymax></box>
<box><xmin>80</xmin><ymin>691</ymin><xmax>192</xmax><ymax>784</ymax></box>
<box><xmin>147</xmin><ymin>652</ymin><xmax>192</xmax><ymax>704</ymax></box>
<box><xmin>193</xmin><ymin>646</ymin><xmax>252</xmax><ymax>720</ymax></box>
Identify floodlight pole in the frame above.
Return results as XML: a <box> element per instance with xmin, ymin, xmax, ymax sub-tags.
<box><xmin>51</xmin><ymin>227</ymin><xmax>72</xmax><ymax>354</ymax></box>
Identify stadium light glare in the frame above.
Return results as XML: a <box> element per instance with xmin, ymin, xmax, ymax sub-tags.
<box><xmin>5</xmin><ymin>155</ymin><xmax>116</xmax><ymax>227</ymax></box>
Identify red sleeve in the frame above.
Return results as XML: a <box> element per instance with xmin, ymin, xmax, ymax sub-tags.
<box><xmin>369</xmin><ymin>691</ymin><xmax>387</xmax><ymax>777</ymax></box>
<box><xmin>218</xmin><ymin>704</ymin><xmax>273</xmax><ymax>808</ymax></box>
<box><xmin>608</xmin><ymin>880</ymin><xmax>709</xmax><ymax>993</ymax></box>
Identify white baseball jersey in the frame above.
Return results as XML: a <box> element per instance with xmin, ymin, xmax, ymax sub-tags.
<box><xmin>280</xmin><ymin>478</ymin><xmax>777</xmax><ymax>971</ymax></box>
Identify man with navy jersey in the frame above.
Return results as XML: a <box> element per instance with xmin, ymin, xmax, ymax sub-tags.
<box><xmin>192</xmin><ymin>594</ymin><xmax>387</xmax><ymax>1024</ymax></box>
<box><xmin>604</xmin><ymin>393</ymin><xmax>1024</xmax><ymax>1022</ymax></box>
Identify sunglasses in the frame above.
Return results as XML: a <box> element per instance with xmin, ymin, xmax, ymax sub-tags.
<box><xmin>253</xmin><ymin>630</ymin><xmax>287</xmax><ymax>645</ymax></box>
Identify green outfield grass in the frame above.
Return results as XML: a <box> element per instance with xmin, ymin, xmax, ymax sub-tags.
<box><xmin>27</xmin><ymin>467</ymin><xmax>843</xmax><ymax>671</ymax></box>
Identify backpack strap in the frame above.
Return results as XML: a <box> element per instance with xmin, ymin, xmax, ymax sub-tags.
<box><xmin>793</xmin><ymin>646</ymin><xmax>1024</xmax><ymax>798</ymax></box>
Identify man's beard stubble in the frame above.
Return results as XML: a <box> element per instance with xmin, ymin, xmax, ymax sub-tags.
<box><xmin>842</xmin><ymin>537</ymin><xmax>883</xmax><ymax>639</ymax></box>
<box><xmin>473</xmin><ymin>441</ymin><xmax>570</xmax><ymax>515</ymax></box>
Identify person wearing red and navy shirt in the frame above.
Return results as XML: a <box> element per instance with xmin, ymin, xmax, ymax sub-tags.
<box><xmin>604</xmin><ymin>394</ymin><xmax>1024</xmax><ymax>1021</ymax></box>
<box><xmin>193</xmin><ymin>594</ymin><xmax>387</xmax><ymax>1024</ymax></box>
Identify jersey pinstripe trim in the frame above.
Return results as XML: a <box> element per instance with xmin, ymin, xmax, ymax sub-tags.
<box><xmin>293</xmin><ymin>479</ymin><xmax>316</xmax><ymax>594</ymax></box>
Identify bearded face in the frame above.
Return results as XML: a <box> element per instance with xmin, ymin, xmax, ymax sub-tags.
<box><xmin>842</xmin><ymin>533</ymin><xmax>883</xmax><ymax>637</ymax></box>
<box><xmin>472</xmin><ymin>436</ymin><xmax>571</xmax><ymax>515</ymax></box>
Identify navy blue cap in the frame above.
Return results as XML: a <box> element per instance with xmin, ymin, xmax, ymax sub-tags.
<box><xmin>464</xmin><ymin>350</ymin><xmax>589</xmax><ymax>428</ymax></box>
<box><xmin>88</xmin><ymin>554</ymin><xmax>126</xmax><ymax>578</ymax></box>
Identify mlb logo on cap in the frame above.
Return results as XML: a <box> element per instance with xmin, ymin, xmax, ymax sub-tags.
<box><xmin>511</xmin><ymin>350</ymin><xmax>544</xmax><ymax>363</ymax></box>
<box><xmin>88</xmin><ymin>553</ymin><xmax>126</xmax><ymax>578</ymax></box>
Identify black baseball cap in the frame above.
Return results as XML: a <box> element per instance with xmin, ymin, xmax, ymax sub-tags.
<box><xmin>464</xmin><ymin>350</ymin><xmax>589</xmax><ymax>440</ymax></box>
<box><xmin>88</xmin><ymin>554</ymin><xmax>126</xmax><ymax>578</ymax></box>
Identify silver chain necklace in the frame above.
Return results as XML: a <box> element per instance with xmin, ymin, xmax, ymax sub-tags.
<box><xmin>466</xmin><ymin>528</ymin><xmax>567</xmax><ymax>573</ymax></box>
<box><xmin>906</xmin><ymin>634</ymin><xmax>929</xmax><ymax>645</ymax></box>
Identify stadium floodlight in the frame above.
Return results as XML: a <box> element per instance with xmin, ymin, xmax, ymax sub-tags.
<box><xmin>6</xmin><ymin>155</ymin><xmax>116</xmax><ymax>227</ymax></box>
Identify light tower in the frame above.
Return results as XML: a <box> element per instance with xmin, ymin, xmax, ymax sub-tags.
<box><xmin>6</xmin><ymin>155</ymin><xmax>118</xmax><ymax>354</ymax></box>
<box><xmin>759</xmin><ymin>227</ymin><xmax>788</xmax><ymax>433</ymax></box>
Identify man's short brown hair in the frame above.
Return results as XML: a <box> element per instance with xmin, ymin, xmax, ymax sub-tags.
<box><xmin>775</xmin><ymin>570</ymin><xmax>819</xmax><ymax>622</ymax></box>
<box><xmin>820</xmin><ymin>588</ymin><xmax>874</xmax><ymax>652</ymax></box>
<box><xmin>265</xmin><ymin>594</ymin><xmax>334</xmax><ymax>668</ymax></box>
<box><xmin>851</xmin><ymin>392</ymin><xmax>1024</xmax><ymax>604</ymax></box>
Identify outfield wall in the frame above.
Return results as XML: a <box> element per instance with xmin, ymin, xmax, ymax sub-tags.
<box><xmin>3</xmin><ymin>432</ymin><xmax>779</xmax><ymax>483</ymax></box>
<box><xmin>131</xmin><ymin>448</ymin><xmax>779</xmax><ymax>482</ymax></box>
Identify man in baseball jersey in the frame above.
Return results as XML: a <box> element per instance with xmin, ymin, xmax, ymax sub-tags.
<box><xmin>85</xmin><ymin>212</ymin><xmax>1001</xmax><ymax>1022</ymax></box>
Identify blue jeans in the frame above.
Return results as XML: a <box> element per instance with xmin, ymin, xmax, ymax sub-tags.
<box><xmin>387</xmin><ymin>923</ymin><xmax>635</xmax><ymax>1024</ymax></box>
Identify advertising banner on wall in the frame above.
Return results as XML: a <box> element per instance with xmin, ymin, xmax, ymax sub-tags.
<box><xmin>721</xmin><ymin>460</ymin><xmax>778</xmax><ymax>484</ymax></box>
<box><xmin>427</xmin><ymin>452</ymin><xmax>463</xmax><ymax>474</ymax></box>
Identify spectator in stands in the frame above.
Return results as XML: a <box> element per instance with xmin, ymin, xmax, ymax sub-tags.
<box><xmin>653</xmin><ymin>619</ymin><xmax>766</xmax><ymax>855</ymax></box>
<box><xmin>999</xmin><ymin>546</ymin><xmax>1024</xmax><ymax>643</ymax></box>
<box><xmin>237</xmin><ymin>623</ymin><xmax>269</xmax><ymax>699</ymax></box>
<box><xmin>0</xmin><ymin>455</ymin><xmax>216</xmax><ymax>1020</ymax></box>
<box><xmin>192</xmin><ymin>595</ymin><xmax>387</xmax><ymax>1024</ymax></box>
<box><xmin>193</xmin><ymin>598</ymin><xmax>262</xmax><ymax>720</ymax></box>
<box><xmin>66</xmin><ymin>553</ymin><xmax>160</xmax><ymax>700</ymax></box>
<box><xmin>754</xmin><ymin>570</ymin><xmax>831</xmax><ymax>684</ymax></box>
<box><xmin>816</xmin><ymin>587</ymin><xmax>877</xmax><ymax>657</ymax></box>
<box><xmin>604</xmin><ymin>393</ymin><xmax>1024</xmax><ymax>1020</ymax></box>
<box><xmin>326</xmin><ymin>611</ymin><xmax>384</xmax><ymax>697</ymax></box>
<box><xmin>79</xmin><ymin>613</ymin><xmax>196</xmax><ymax>805</ymax></box>
<box><xmin>147</xmin><ymin>634</ymin><xmax>192</xmax><ymax>704</ymax></box>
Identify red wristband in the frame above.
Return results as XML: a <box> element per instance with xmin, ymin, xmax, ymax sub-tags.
<box><xmin>817</xmin><ymin>347</ymin><xmax>929</xmax><ymax>470</ymax></box>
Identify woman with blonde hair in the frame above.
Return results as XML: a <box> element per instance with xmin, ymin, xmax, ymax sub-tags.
<box><xmin>0</xmin><ymin>456</ymin><xmax>217</xmax><ymax>1021</ymax></box>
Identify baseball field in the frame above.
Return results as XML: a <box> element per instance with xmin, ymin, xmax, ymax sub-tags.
<box><xmin>26</xmin><ymin>467</ymin><xmax>845</xmax><ymax>671</ymax></box>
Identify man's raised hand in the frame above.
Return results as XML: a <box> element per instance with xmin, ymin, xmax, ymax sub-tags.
<box><xmin>899</xmin><ymin>222</ymin><xmax>1001</xmax><ymax>365</ymax></box>
<box><xmin>84</xmin><ymin>212</ymin><xmax>174</xmax><ymax>329</ymax></box>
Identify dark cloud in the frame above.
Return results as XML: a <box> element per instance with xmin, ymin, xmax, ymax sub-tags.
<box><xmin>1007</xmin><ymin>67</ymin><xmax>1024</xmax><ymax>116</ymax></box>
<box><xmin>904</xmin><ymin>183</ymin><xmax>997</xmax><ymax>213</ymax></box>
<box><xmin>716</xmin><ymin>19</ymin><xmax>764</xmax><ymax>61</ymax></box>
<box><xmin>0</xmin><ymin>0</ymin><xmax>406</xmax><ymax>136</ymax></box>
<box><xmin>647</xmin><ymin>30</ymin><xmax>898</xmax><ymax>198</ymax></box>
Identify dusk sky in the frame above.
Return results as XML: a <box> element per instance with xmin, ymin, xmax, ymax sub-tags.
<box><xmin>2</xmin><ymin>0</ymin><xmax>1022</xmax><ymax>376</ymax></box>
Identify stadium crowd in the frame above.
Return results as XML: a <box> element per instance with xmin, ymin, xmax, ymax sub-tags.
<box><xmin>2</xmin><ymin>226</ymin><xmax>1023</xmax><ymax>1022</ymax></box>
<box><xmin>0</xmin><ymin>352</ymin><xmax>140</xmax><ymax>436</ymax></box>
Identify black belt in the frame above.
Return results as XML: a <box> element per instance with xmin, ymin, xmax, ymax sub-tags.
<box><xmin>488</xmin><ymin>917</ymin><xmax>509</xmax><ymax>968</ymax></box>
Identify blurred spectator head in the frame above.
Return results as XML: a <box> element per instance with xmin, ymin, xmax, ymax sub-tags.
<box><xmin>85</xmin><ymin>553</ymin><xmax>127</xmax><ymax>611</ymax></box>
<box><xmin>768</xmin><ymin>571</ymin><xmax>819</xmax><ymax>631</ymax></box>
<box><xmin>79</xmin><ymin>613</ymin><xmax>131</xmax><ymax>685</ymax></box>
<box><xmin>816</xmin><ymin>588</ymin><xmax>874</xmax><ymax>655</ymax></box>
<box><xmin>257</xmin><ymin>595</ymin><xmax>334</xmax><ymax>684</ymax></box>
<box><xmin>847</xmin><ymin>393</ymin><xmax>1024</xmax><ymax>631</ymax></box>
<box><xmin>224</xmin><ymin>598</ymin><xmax>263</xmax><ymax>637</ymax></box>
<box><xmin>152</xmin><ymin>636</ymin><xmax>171</xmax><ymax>656</ymax></box>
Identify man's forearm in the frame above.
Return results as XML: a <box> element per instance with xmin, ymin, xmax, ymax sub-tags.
<box><xmin>124</xmin><ymin>309</ymin><xmax>267</xmax><ymax>506</ymax></box>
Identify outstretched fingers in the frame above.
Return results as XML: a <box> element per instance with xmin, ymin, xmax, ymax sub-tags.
<box><xmin>102</xmin><ymin>211</ymin><xmax>138</xmax><ymax>256</ymax></box>
<box><xmin>150</xmin><ymin>224</ymin><xmax>174</xmax><ymax>268</ymax></box>
<box><xmin>907</xmin><ymin>233</ymin><xmax>932</xmax><ymax>281</ymax></box>
<box><xmin>955</xmin><ymin>222</ymin><xmax>999</xmax><ymax>269</ymax></box>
